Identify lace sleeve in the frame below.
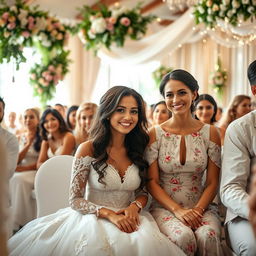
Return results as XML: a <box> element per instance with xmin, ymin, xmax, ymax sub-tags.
<box><xmin>69</xmin><ymin>156</ymin><xmax>102</xmax><ymax>215</ymax></box>
<box><xmin>208</xmin><ymin>141</ymin><xmax>221</xmax><ymax>168</ymax></box>
<box><xmin>144</xmin><ymin>141</ymin><xmax>158</xmax><ymax>166</ymax></box>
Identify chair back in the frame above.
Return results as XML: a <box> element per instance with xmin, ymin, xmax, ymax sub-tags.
<box><xmin>34</xmin><ymin>155</ymin><xmax>73</xmax><ymax>217</ymax></box>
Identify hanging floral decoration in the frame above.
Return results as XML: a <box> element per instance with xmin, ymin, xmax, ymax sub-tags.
<box><xmin>0</xmin><ymin>0</ymin><xmax>72</xmax><ymax>106</ymax></box>
<box><xmin>210</xmin><ymin>57</ymin><xmax>227</xmax><ymax>99</ymax></box>
<box><xmin>152</xmin><ymin>65</ymin><xmax>173</xmax><ymax>87</ymax></box>
<box><xmin>193</xmin><ymin>0</ymin><xmax>256</xmax><ymax>28</ymax></box>
<box><xmin>75</xmin><ymin>3</ymin><xmax>156</xmax><ymax>53</ymax></box>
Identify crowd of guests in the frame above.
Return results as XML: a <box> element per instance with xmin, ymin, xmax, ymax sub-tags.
<box><xmin>0</xmin><ymin>60</ymin><xmax>256</xmax><ymax>255</ymax></box>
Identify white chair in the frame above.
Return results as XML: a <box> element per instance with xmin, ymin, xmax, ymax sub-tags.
<box><xmin>34</xmin><ymin>155</ymin><xmax>74</xmax><ymax>218</ymax></box>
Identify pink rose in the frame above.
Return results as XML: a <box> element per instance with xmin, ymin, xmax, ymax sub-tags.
<box><xmin>120</xmin><ymin>17</ymin><xmax>131</xmax><ymax>26</ymax></box>
<box><xmin>22</xmin><ymin>31</ymin><xmax>30</xmax><ymax>38</ymax></box>
<box><xmin>191</xmin><ymin>132</ymin><xmax>199</xmax><ymax>137</ymax></box>
<box><xmin>108</xmin><ymin>17</ymin><xmax>117</xmax><ymax>24</ymax></box>
<box><xmin>165</xmin><ymin>155</ymin><xmax>171</xmax><ymax>162</ymax></box>
<box><xmin>7</xmin><ymin>22</ymin><xmax>16</xmax><ymax>30</ymax></box>
<box><xmin>170</xmin><ymin>178</ymin><xmax>179</xmax><ymax>184</ymax></box>
<box><xmin>28</xmin><ymin>22</ymin><xmax>35</xmax><ymax>30</ymax></box>
<box><xmin>28</xmin><ymin>16</ymin><xmax>34</xmax><ymax>23</ymax></box>
<box><xmin>48</xmin><ymin>65</ymin><xmax>55</xmax><ymax>72</ymax></box>
<box><xmin>45</xmin><ymin>74</ymin><xmax>53</xmax><ymax>82</ymax></box>
<box><xmin>106</xmin><ymin>22</ymin><xmax>114</xmax><ymax>32</ymax></box>
<box><xmin>2</xmin><ymin>12</ymin><xmax>9</xmax><ymax>20</ymax></box>
<box><xmin>165</xmin><ymin>132</ymin><xmax>171</xmax><ymax>137</ymax></box>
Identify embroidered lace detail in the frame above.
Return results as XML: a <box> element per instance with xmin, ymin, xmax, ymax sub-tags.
<box><xmin>208</xmin><ymin>141</ymin><xmax>221</xmax><ymax>168</ymax></box>
<box><xmin>145</xmin><ymin>141</ymin><xmax>158</xmax><ymax>165</ymax></box>
<box><xmin>74</xmin><ymin>234</ymin><xmax>88</xmax><ymax>255</ymax></box>
<box><xmin>69</xmin><ymin>156</ymin><xmax>101</xmax><ymax>215</ymax></box>
<box><xmin>101</xmin><ymin>235</ymin><xmax>114</xmax><ymax>256</ymax></box>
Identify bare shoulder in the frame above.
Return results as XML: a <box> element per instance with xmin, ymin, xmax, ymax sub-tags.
<box><xmin>75</xmin><ymin>140</ymin><xmax>94</xmax><ymax>158</ymax></box>
<box><xmin>209</xmin><ymin>125</ymin><xmax>221</xmax><ymax>146</ymax></box>
<box><xmin>148</xmin><ymin>126</ymin><xmax>157</xmax><ymax>145</ymax></box>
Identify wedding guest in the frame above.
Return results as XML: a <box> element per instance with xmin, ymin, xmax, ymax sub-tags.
<box><xmin>0</xmin><ymin>97</ymin><xmax>19</xmax><ymax>237</ymax></box>
<box><xmin>74</xmin><ymin>102</ymin><xmax>97</xmax><ymax>147</ymax></box>
<box><xmin>220</xmin><ymin>60</ymin><xmax>256</xmax><ymax>255</ymax></box>
<box><xmin>146</xmin><ymin>70</ymin><xmax>222</xmax><ymax>255</ymax></box>
<box><xmin>53</xmin><ymin>103</ymin><xmax>66</xmax><ymax>120</ymax></box>
<box><xmin>37</xmin><ymin>108</ymin><xmax>75</xmax><ymax>169</ymax></box>
<box><xmin>152</xmin><ymin>101</ymin><xmax>171</xmax><ymax>126</ymax></box>
<box><xmin>6</xmin><ymin>112</ymin><xmax>18</xmax><ymax>134</ymax></box>
<box><xmin>8</xmin><ymin>86</ymin><xmax>185</xmax><ymax>256</ymax></box>
<box><xmin>218</xmin><ymin>94</ymin><xmax>251</xmax><ymax>145</ymax></box>
<box><xmin>10</xmin><ymin>108</ymin><xmax>41</xmax><ymax>232</ymax></box>
<box><xmin>215</xmin><ymin>107</ymin><xmax>223</xmax><ymax>123</ymax></box>
<box><xmin>0</xmin><ymin>138</ymin><xmax>8</xmax><ymax>256</ymax></box>
<box><xmin>66</xmin><ymin>105</ymin><xmax>79</xmax><ymax>132</ymax></box>
<box><xmin>194</xmin><ymin>94</ymin><xmax>217</xmax><ymax>125</ymax></box>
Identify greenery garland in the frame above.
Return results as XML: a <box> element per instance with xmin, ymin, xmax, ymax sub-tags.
<box><xmin>193</xmin><ymin>0</ymin><xmax>256</xmax><ymax>28</ymax></box>
<box><xmin>210</xmin><ymin>57</ymin><xmax>227</xmax><ymax>99</ymax></box>
<box><xmin>75</xmin><ymin>3</ymin><xmax>156</xmax><ymax>53</ymax></box>
<box><xmin>0</xmin><ymin>0</ymin><xmax>71</xmax><ymax>106</ymax></box>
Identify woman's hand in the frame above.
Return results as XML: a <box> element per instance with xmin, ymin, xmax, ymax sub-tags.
<box><xmin>116</xmin><ymin>204</ymin><xmax>140</xmax><ymax>226</ymax></box>
<box><xmin>99</xmin><ymin>208</ymin><xmax>138</xmax><ymax>233</ymax></box>
<box><xmin>173</xmin><ymin>207</ymin><xmax>203</xmax><ymax>230</ymax></box>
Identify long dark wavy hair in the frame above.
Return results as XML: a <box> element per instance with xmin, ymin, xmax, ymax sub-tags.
<box><xmin>89</xmin><ymin>86</ymin><xmax>149</xmax><ymax>188</ymax></box>
<box><xmin>40</xmin><ymin>108</ymin><xmax>70</xmax><ymax>140</ymax></box>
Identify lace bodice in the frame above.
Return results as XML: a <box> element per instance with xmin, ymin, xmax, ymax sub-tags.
<box><xmin>19</xmin><ymin>134</ymin><xmax>39</xmax><ymax>166</ymax></box>
<box><xmin>69</xmin><ymin>156</ymin><xmax>146</xmax><ymax>215</ymax></box>
<box><xmin>145</xmin><ymin>124</ymin><xmax>221</xmax><ymax>208</ymax></box>
<box><xmin>47</xmin><ymin>146</ymin><xmax>63</xmax><ymax>158</ymax></box>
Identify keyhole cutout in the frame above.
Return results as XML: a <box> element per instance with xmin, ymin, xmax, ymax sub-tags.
<box><xmin>179</xmin><ymin>136</ymin><xmax>186</xmax><ymax>166</ymax></box>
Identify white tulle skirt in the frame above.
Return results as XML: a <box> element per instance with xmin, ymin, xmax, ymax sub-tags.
<box><xmin>8</xmin><ymin>207</ymin><xmax>185</xmax><ymax>256</ymax></box>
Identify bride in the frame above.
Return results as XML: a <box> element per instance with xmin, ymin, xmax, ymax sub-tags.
<box><xmin>9</xmin><ymin>86</ymin><xmax>185</xmax><ymax>256</ymax></box>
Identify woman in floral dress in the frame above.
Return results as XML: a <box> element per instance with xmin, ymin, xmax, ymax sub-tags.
<box><xmin>146</xmin><ymin>70</ymin><xmax>223</xmax><ymax>255</ymax></box>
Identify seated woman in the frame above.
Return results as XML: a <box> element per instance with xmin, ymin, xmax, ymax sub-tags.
<box><xmin>66</xmin><ymin>105</ymin><xmax>79</xmax><ymax>133</ymax></box>
<box><xmin>8</xmin><ymin>86</ymin><xmax>185</xmax><ymax>256</ymax></box>
<box><xmin>146</xmin><ymin>70</ymin><xmax>223</xmax><ymax>255</ymax></box>
<box><xmin>37</xmin><ymin>108</ymin><xmax>75</xmax><ymax>169</ymax></box>
<box><xmin>74</xmin><ymin>102</ymin><xmax>97</xmax><ymax>147</ymax></box>
<box><xmin>152</xmin><ymin>101</ymin><xmax>172</xmax><ymax>126</ymax></box>
<box><xmin>10</xmin><ymin>108</ymin><xmax>41</xmax><ymax>231</ymax></box>
<box><xmin>218</xmin><ymin>94</ymin><xmax>251</xmax><ymax>145</ymax></box>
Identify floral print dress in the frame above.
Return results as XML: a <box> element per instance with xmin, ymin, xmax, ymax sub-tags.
<box><xmin>145</xmin><ymin>124</ymin><xmax>223</xmax><ymax>256</ymax></box>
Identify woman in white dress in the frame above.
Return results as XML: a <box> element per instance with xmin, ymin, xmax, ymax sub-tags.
<box><xmin>8</xmin><ymin>86</ymin><xmax>185</xmax><ymax>256</ymax></box>
<box><xmin>37</xmin><ymin>108</ymin><xmax>75</xmax><ymax>169</ymax></box>
<box><xmin>10</xmin><ymin>108</ymin><xmax>41</xmax><ymax>231</ymax></box>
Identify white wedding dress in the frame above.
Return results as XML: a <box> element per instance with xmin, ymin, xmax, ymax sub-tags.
<box><xmin>9</xmin><ymin>156</ymin><xmax>185</xmax><ymax>256</ymax></box>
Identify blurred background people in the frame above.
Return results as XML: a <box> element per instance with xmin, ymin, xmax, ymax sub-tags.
<box><xmin>194</xmin><ymin>94</ymin><xmax>217</xmax><ymax>125</ymax></box>
<box><xmin>66</xmin><ymin>105</ymin><xmax>79</xmax><ymax>132</ymax></box>
<box><xmin>74</xmin><ymin>102</ymin><xmax>97</xmax><ymax>147</ymax></box>
<box><xmin>218</xmin><ymin>94</ymin><xmax>251</xmax><ymax>145</ymax></box>
<box><xmin>151</xmin><ymin>101</ymin><xmax>171</xmax><ymax>126</ymax></box>
<box><xmin>10</xmin><ymin>108</ymin><xmax>42</xmax><ymax>232</ymax></box>
<box><xmin>53</xmin><ymin>103</ymin><xmax>66</xmax><ymax>120</ymax></box>
<box><xmin>6</xmin><ymin>112</ymin><xmax>18</xmax><ymax>135</ymax></box>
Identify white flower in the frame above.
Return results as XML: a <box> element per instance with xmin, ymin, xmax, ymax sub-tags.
<box><xmin>10</xmin><ymin>6</ymin><xmax>18</xmax><ymax>13</ymax></box>
<box><xmin>242</xmin><ymin>0</ymin><xmax>250</xmax><ymax>4</ymax></box>
<box><xmin>248</xmin><ymin>6</ymin><xmax>255</xmax><ymax>14</ymax></box>
<box><xmin>227</xmin><ymin>10</ymin><xmax>233</xmax><ymax>17</ymax></box>
<box><xmin>223</xmin><ymin>0</ymin><xmax>230</xmax><ymax>4</ymax></box>
<box><xmin>219</xmin><ymin>11</ymin><xmax>225</xmax><ymax>17</ymax></box>
<box><xmin>41</xmin><ymin>40</ymin><xmax>51</xmax><ymax>47</ymax></box>
<box><xmin>212</xmin><ymin>4</ymin><xmax>219</xmax><ymax>11</ymax></box>
<box><xmin>220</xmin><ymin>4</ymin><xmax>227</xmax><ymax>11</ymax></box>
<box><xmin>208</xmin><ymin>8</ymin><xmax>212</xmax><ymax>14</ymax></box>
<box><xmin>198</xmin><ymin>6</ymin><xmax>205</xmax><ymax>14</ymax></box>
<box><xmin>199</xmin><ymin>17</ymin><xmax>203</xmax><ymax>22</ymax></box>
<box><xmin>110</xmin><ymin>6</ymin><xmax>127</xmax><ymax>19</ymax></box>
<box><xmin>36</xmin><ymin>17</ymin><xmax>47</xmax><ymax>31</ymax></box>
<box><xmin>91</xmin><ymin>17</ymin><xmax>106</xmax><ymax>34</ymax></box>
<box><xmin>238</xmin><ymin>13</ymin><xmax>244</xmax><ymax>21</ymax></box>
<box><xmin>207</xmin><ymin>15</ymin><xmax>213</xmax><ymax>22</ymax></box>
<box><xmin>88</xmin><ymin>29</ymin><xmax>96</xmax><ymax>39</ymax></box>
<box><xmin>232</xmin><ymin>1</ymin><xmax>240</xmax><ymax>9</ymax></box>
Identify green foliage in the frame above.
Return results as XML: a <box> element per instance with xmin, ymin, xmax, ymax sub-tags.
<box><xmin>76</xmin><ymin>2</ymin><xmax>156</xmax><ymax>53</ymax></box>
<box><xmin>193</xmin><ymin>0</ymin><xmax>256</xmax><ymax>27</ymax></box>
<box><xmin>0</xmin><ymin>0</ymin><xmax>73</xmax><ymax>106</ymax></box>
<box><xmin>152</xmin><ymin>65</ymin><xmax>173</xmax><ymax>87</ymax></box>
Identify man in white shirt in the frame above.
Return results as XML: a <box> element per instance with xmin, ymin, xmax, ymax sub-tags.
<box><xmin>220</xmin><ymin>60</ymin><xmax>256</xmax><ymax>255</ymax></box>
<box><xmin>0</xmin><ymin>97</ymin><xmax>19</xmax><ymax>178</ymax></box>
<box><xmin>0</xmin><ymin>96</ymin><xmax>19</xmax><ymax>237</ymax></box>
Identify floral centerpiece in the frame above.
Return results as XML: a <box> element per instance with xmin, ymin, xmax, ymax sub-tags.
<box><xmin>152</xmin><ymin>65</ymin><xmax>173</xmax><ymax>87</ymax></box>
<box><xmin>0</xmin><ymin>0</ymin><xmax>72</xmax><ymax>106</ymax></box>
<box><xmin>193</xmin><ymin>0</ymin><xmax>256</xmax><ymax>27</ymax></box>
<box><xmin>76</xmin><ymin>3</ymin><xmax>156</xmax><ymax>53</ymax></box>
<box><xmin>210</xmin><ymin>57</ymin><xmax>227</xmax><ymax>99</ymax></box>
